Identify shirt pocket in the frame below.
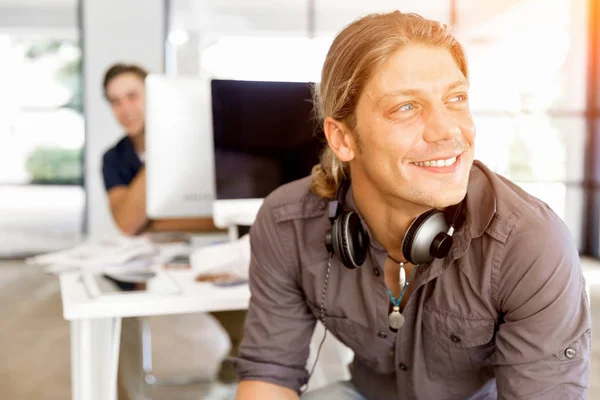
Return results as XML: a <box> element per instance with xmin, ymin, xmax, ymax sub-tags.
<box><xmin>306</xmin><ymin>301</ymin><xmax>360</xmax><ymax>350</ymax></box>
<box><xmin>305</xmin><ymin>301</ymin><xmax>396</xmax><ymax>375</ymax></box>
<box><xmin>422</xmin><ymin>309</ymin><xmax>496</xmax><ymax>397</ymax></box>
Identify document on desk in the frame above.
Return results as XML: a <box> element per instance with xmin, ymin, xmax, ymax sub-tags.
<box><xmin>190</xmin><ymin>234</ymin><xmax>251</xmax><ymax>280</ymax></box>
<box><xmin>25</xmin><ymin>236</ymin><xmax>160</xmax><ymax>274</ymax></box>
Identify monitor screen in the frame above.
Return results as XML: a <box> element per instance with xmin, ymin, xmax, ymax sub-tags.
<box><xmin>211</xmin><ymin>79</ymin><xmax>324</xmax><ymax>199</ymax></box>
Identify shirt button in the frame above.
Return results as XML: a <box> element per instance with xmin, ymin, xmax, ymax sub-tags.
<box><xmin>373</xmin><ymin>268</ymin><xmax>381</xmax><ymax>277</ymax></box>
<box><xmin>398</xmin><ymin>363</ymin><xmax>408</xmax><ymax>371</ymax></box>
<box><xmin>378</xmin><ymin>331</ymin><xmax>387</xmax><ymax>339</ymax></box>
<box><xmin>450</xmin><ymin>334</ymin><xmax>461</xmax><ymax>343</ymax></box>
<box><xmin>565</xmin><ymin>348</ymin><xmax>576</xmax><ymax>359</ymax></box>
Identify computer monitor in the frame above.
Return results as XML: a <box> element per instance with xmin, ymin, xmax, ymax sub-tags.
<box><xmin>145</xmin><ymin>76</ymin><xmax>323</xmax><ymax>226</ymax></box>
<box><xmin>145</xmin><ymin>75</ymin><xmax>216</xmax><ymax>219</ymax></box>
<box><xmin>210</xmin><ymin>79</ymin><xmax>323</xmax><ymax>230</ymax></box>
<box><xmin>212</xmin><ymin>79</ymin><xmax>322</xmax><ymax>198</ymax></box>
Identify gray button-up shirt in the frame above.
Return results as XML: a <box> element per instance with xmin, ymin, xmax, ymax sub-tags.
<box><xmin>232</xmin><ymin>160</ymin><xmax>591</xmax><ymax>399</ymax></box>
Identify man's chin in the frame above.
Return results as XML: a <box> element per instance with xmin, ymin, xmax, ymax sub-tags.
<box><xmin>422</xmin><ymin>186</ymin><xmax>468</xmax><ymax>210</ymax></box>
<box><xmin>444</xmin><ymin>190</ymin><xmax>467</xmax><ymax>208</ymax></box>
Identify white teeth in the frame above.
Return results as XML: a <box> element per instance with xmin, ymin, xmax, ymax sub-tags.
<box><xmin>412</xmin><ymin>156</ymin><xmax>458</xmax><ymax>168</ymax></box>
<box><xmin>445</xmin><ymin>156</ymin><xmax>457</xmax><ymax>166</ymax></box>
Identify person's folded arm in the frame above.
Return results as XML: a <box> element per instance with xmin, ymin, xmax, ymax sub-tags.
<box><xmin>102</xmin><ymin>149</ymin><xmax>149</xmax><ymax>236</ymax></box>
<box><xmin>103</xmin><ymin>152</ymin><xmax>222</xmax><ymax>236</ymax></box>
<box><xmin>494</xmin><ymin>206</ymin><xmax>591</xmax><ymax>399</ymax></box>
<box><xmin>232</xmin><ymin>197</ymin><xmax>316</xmax><ymax>400</ymax></box>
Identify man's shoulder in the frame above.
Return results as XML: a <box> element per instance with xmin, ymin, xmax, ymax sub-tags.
<box><xmin>471</xmin><ymin>161</ymin><xmax>569</xmax><ymax>242</ymax></box>
<box><xmin>102</xmin><ymin>136</ymin><xmax>131</xmax><ymax>163</ymax></box>
<box><xmin>260</xmin><ymin>176</ymin><xmax>329</xmax><ymax>225</ymax></box>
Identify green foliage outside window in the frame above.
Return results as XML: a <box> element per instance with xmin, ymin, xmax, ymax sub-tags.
<box><xmin>25</xmin><ymin>147</ymin><xmax>83</xmax><ymax>185</ymax></box>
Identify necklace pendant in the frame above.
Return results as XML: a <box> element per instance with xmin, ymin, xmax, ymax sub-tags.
<box><xmin>398</xmin><ymin>262</ymin><xmax>406</xmax><ymax>288</ymax></box>
<box><xmin>388</xmin><ymin>306</ymin><xmax>405</xmax><ymax>332</ymax></box>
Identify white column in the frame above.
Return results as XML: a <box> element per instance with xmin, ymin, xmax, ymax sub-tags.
<box><xmin>81</xmin><ymin>0</ymin><xmax>166</xmax><ymax>238</ymax></box>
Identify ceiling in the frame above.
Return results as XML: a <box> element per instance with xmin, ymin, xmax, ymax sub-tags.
<box><xmin>0</xmin><ymin>0</ymin><xmax>561</xmax><ymax>40</ymax></box>
<box><xmin>170</xmin><ymin>0</ymin><xmax>534</xmax><ymax>40</ymax></box>
<box><xmin>0</xmin><ymin>0</ymin><xmax>75</xmax><ymax>7</ymax></box>
<box><xmin>171</xmin><ymin>0</ymin><xmax>454</xmax><ymax>37</ymax></box>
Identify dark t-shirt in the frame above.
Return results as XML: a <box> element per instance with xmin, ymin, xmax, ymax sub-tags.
<box><xmin>101</xmin><ymin>135</ymin><xmax>144</xmax><ymax>291</ymax></box>
<box><xmin>102</xmin><ymin>136</ymin><xmax>143</xmax><ymax>191</ymax></box>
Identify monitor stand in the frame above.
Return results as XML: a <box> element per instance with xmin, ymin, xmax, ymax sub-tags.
<box><xmin>213</xmin><ymin>199</ymin><xmax>264</xmax><ymax>241</ymax></box>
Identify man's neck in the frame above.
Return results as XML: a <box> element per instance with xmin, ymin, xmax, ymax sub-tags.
<box><xmin>129</xmin><ymin>132</ymin><xmax>145</xmax><ymax>153</ymax></box>
<box><xmin>351</xmin><ymin>175</ymin><xmax>431</xmax><ymax>260</ymax></box>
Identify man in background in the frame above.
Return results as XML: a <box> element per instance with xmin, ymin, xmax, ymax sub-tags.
<box><xmin>102</xmin><ymin>63</ymin><xmax>216</xmax><ymax>235</ymax></box>
<box><xmin>101</xmin><ymin>63</ymin><xmax>245</xmax><ymax>392</ymax></box>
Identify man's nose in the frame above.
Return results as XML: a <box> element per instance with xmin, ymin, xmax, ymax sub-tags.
<box><xmin>422</xmin><ymin>104</ymin><xmax>460</xmax><ymax>143</ymax></box>
<box><xmin>120</xmin><ymin>101</ymin><xmax>135</xmax><ymax>116</ymax></box>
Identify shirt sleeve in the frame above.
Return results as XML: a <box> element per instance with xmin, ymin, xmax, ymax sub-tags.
<box><xmin>102</xmin><ymin>150</ymin><xmax>127</xmax><ymax>192</ymax></box>
<box><xmin>230</xmin><ymin>197</ymin><xmax>317</xmax><ymax>393</ymax></box>
<box><xmin>494</xmin><ymin>205</ymin><xmax>591</xmax><ymax>399</ymax></box>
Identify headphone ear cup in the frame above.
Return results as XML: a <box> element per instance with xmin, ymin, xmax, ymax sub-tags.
<box><xmin>333</xmin><ymin>212</ymin><xmax>370</xmax><ymax>269</ymax></box>
<box><xmin>402</xmin><ymin>209</ymin><xmax>437</xmax><ymax>263</ymax></box>
<box><xmin>346</xmin><ymin>212</ymin><xmax>370</xmax><ymax>267</ymax></box>
<box><xmin>430</xmin><ymin>232</ymin><xmax>453</xmax><ymax>259</ymax></box>
<box><xmin>331</xmin><ymin>215</ymin><xmax>350</xmax><ymax>267</ymax></box>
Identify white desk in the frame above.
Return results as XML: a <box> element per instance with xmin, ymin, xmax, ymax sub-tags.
<box><xmin>59</xmin><ymin>267</ymin><xmax>250</xmax><ymax>400</ymax></box>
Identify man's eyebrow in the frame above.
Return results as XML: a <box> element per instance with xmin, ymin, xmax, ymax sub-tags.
<box><xmin>377</xmin><ymin>79</ymin><xmax>470</xmax><ymax>104</ymax></box>
<box><xmin>108</xmin><ymin>90</ymin><xmax>138</xmax><ymax>102</ymax></box>
<box><xmin>445</xmin><ymin>79</ymin><xmax>470</xmax><ymax>92</ymax></box>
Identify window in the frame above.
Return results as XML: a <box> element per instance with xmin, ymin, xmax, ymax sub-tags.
<box><xmin>0</xmin><ymin>36</ymin><xmax>83</xmax><ymax>185</ymax></box>
<box><xmin>0</xmin><ymin>31</ymin><xmax>84</xmax><ymax>256</ymax></box>
<box><xmin>457</xmin><ymin>0</ymin><xmax>587</xmax><ymax>249</ymax></box>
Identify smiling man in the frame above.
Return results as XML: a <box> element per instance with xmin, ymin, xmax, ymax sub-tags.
<box><xmin>232</xmin><ymin>11</ymin><xmax>591</xmax><ymax>400</ymax></box>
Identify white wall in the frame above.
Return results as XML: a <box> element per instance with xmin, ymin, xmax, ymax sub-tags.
<box><xmin>82</xmin><ymin>0</ymin><xmax>166</xmax><ymax>238</ymax></box>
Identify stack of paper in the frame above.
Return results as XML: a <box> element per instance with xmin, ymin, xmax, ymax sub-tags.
<box><xmin>26</xmin><ymin>236</ymin><xmax>159</xmax><ymax>275</ymax></box>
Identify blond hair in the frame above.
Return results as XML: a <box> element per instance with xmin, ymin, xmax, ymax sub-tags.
<box><xmin>310</xmin><ymin>11</ymin><xmax>469</xmax><ymax>198</ymax></box>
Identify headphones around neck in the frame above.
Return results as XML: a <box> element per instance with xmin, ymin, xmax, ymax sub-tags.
<box><xmin>324</xmin><ymin>181</ymin><xmax>462</xmax><ymax>268</ymax></box>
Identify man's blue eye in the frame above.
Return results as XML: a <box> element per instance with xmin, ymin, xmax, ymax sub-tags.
<box><xmin>399</xmin><ymin>103</ymin><xmax>414</xmax><ymax>111</ymax></box>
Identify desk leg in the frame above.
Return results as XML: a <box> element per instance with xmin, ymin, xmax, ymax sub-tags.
<box><xmin>70</xmin><ymin>317</ymin><xmax>122</xmax><ymax>400</ymax></box>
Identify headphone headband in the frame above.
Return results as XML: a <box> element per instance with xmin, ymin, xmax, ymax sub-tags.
<box><xmin>328</xmin><ymin>179</ymin><xmax>350</xmax><ymax>221</ymax></box>
<box><xmin>335</xmin><ymin>179</ymin><xmax>351</xmax><ymax>203</ymax></box>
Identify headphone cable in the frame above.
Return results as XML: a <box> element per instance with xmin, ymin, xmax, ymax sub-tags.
<box><xmin>300</xmin><ymin>253</ymin><xmax>333</xmax><ymax>394</ymax></box>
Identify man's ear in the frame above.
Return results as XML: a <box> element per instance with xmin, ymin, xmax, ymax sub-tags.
<box><xmin>323</xmin><ymin>117</ymin><xmax>356</xmax><ymax>162</ymax></box>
